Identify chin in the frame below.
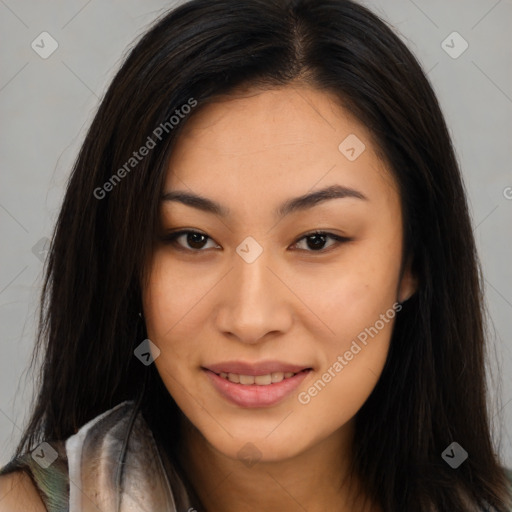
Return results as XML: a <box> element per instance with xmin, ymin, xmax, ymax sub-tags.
<box><xmin>201</xmin><ymin>424</ymin><xmax>316</xmax><ymax>465</ymax></box>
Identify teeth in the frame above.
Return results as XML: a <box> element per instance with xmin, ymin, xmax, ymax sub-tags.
<box><xmin>271</xmin><ymin>372</ymin><xmax>284</xmax><ymax>382</ymax></box>
<box><xmin>254</xmin><ymin>374</ymin><xmax>272</xmax><ymax>385</ymax></box>
<box><xmin>219</xmin><ymin>371</ymin><xmax>299</xmax><ymax>385</ymax></box>
<box><xmin>239</xmin><ymin>374</ymin><xmax>255</xmax><ymax>385</ymax></box>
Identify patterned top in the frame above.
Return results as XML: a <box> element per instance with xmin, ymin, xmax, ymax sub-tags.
<box><xmin>1</xmin><ymin>400</ymin><xmax>511</xmax><ymax>511</ymax></box>
<box><xmin>0</xmin><ymin>401</ymin><xmax>193</xmax><ymax>511</ymax></box>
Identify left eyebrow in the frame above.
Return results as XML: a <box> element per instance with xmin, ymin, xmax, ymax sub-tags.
<box><xmin>160</xmin><ymin>184</ymin><xmax>368</xmax><ymax>219</ymax></box>
<box><xmin>275</xmin><ymin>184</ymin><xmax>367</xmax><ymax>218</ymax></box>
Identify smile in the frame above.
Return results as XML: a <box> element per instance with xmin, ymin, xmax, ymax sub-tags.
<box><xmin>215</xmin><ymin>371</ymin><xmax>299</xmax><ymax>385</ymax></box>
<box><xmin>202</xmin><ymin>364</ymin><xmax>312</xmax><ymax>408</ymax></box>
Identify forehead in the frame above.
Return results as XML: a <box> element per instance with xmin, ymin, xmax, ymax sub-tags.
<box><xmin>164</xmin><ymin>85</ymin><xmax>397</xmax><ymax>208</ymax></box>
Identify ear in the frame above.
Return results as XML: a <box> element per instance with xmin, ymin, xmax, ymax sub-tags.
<box><xmin>397</xmin><ymin>255</ymin><xmax>418</xmax><ymax>304</ymax></box>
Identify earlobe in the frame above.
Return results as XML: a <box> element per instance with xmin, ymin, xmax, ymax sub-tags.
<box><xmin>397</xmin><ymin>257</ymin><xmax>418</xmax><ymax>304</ymax></box>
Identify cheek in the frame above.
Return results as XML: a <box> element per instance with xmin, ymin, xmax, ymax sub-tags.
<box><xmin>142</xmin><ymin>258</ymin><xmax>198</xmax><ymax>401</ymax></box>
<box><xmin>143</xmin><ymin>252</ymin><xmax>212</xmax><ymax>341</ymax></box>
<box><xmin>297</xmin><ymin>308</ymin><xmax>396</xmax><ymax>432</ymax></box>
<box><xmin>299</xmin><ymin>346</ymin><xmax>389</xmax><ymax>437</ymax></box>
<box><xmin>286</xmin><ymin>241</ymin><xmax>401</xmax><ymax>343</ymax></box>
<box><xmin>142</xmin><ymin>256</ymin><xmax>200</xmax><ymax>383</ymax></box>
<box><xmin>297</xmin><ymin>242</ymin><xmax>400</xmax><ymax>422</ymax></box>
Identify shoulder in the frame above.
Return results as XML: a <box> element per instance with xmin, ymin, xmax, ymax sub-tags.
<box><xmin>0</xmin><ymin>401</ymin><xmax>137</xmax><ymax>512</ymax></box>
<box><xmin>0</xmin><ymin>470</ymin><xmax>47</xmax><ymax>512</ymax></box>
<box><xmin>0</xmin><ymin>401</ymin><xmax>189</xmax><ymax>511</ymax></box>
<box><xmin>0</xmin><ymin>440</ymin><xmax>68</xmax><ymax>512</ymax></box>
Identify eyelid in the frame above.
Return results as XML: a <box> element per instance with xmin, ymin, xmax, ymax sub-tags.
<box><xmin>290</xmin><ymin>230</ymin><xmax>351</xmax><ymax>253</ymax></box>
<box><xmin>160</xmin><ymin>229</ymin><xmax>221</xmax><ymax>252</ymax></box>
<box><xmin>159</xmin><ymin>229</ymin><xmax>351</xmax><ymax>253</ymax></box>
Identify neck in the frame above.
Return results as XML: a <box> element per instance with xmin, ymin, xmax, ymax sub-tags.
<box><xmin>176</xmin><ymin>417</ymin><xmax>379</xmax><ymax>512</ymax></box>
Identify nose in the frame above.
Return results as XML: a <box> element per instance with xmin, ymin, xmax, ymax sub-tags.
<box><xmin>214</xmin><ymin>245</ymin><xmax>293</xmax><ymax>345</ymax></box>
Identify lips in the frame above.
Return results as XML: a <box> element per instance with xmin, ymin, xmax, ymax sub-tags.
<box><xmin>203</xmin><ymin>361</ymin><xmax>313</xmax><ymax>408</ymax></box>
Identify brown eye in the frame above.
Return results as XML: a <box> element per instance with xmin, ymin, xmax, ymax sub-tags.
<box><xmin>292</xmin><ymin>231</ymin><xmax>350</xmax><ymax>252</ymax></box>
<box><xmin>161</xmin><ymin>230</ymin><xmax>220</xmax><ymax>251</ymax></box>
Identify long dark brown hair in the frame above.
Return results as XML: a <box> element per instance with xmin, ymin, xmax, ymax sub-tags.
<box><xmin>7</xmin><ymin>0</ymin><xmax>511</xmax><ymax>510</ymax></box>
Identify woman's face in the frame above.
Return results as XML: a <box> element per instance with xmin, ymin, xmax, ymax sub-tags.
<box><xmin>142</xmin><ymin>85</ymin><xmax>416</xmax><ymax>463</ymax></box>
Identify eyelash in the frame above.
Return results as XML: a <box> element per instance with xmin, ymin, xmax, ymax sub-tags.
<box><xmin>160</xmin><ymin>229</ymin><xmax>351</xmax><ymax>254</ymax></box>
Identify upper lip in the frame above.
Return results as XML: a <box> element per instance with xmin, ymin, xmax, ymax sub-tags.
<box><xmin>204</xmin><ymin>361</ymin><xmax>312</xmax><ymax>376</ymax></box>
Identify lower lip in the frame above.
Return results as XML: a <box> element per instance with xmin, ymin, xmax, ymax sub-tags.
<box><xmin>204</xmin><ymin>369</ymin><xmax>311</xmax><ymax>408</ymax></box>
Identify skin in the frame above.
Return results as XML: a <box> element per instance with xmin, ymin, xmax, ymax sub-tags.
<box><xmin>142</xmin><ymin>84</ymin><xmax>417</xmax><ymax>512</ymax></box>
<box><xmin>0</xmin><ymin>472</ymin><xmax>46</xmax><ymax>512</ymax></box>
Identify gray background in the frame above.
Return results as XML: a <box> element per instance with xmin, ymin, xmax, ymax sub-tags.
<box><xmin>1</xmin><ymin>0</ymin><xmax>511</xmax><ymax>469</ymax></box>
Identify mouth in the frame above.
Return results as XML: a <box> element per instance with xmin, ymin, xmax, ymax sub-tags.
<box><xmin>212</xmin><ymin>369</ymin><xmax>310</xmax><ymax>386</ymax></box>
<box><xmin>202</xmin><ymin>362</ymin><xmax>313</xmax><ymax>408</ymax></box>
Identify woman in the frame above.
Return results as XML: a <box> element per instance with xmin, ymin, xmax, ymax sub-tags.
<box><xmin>1</xmin><ymin>0</ymin><xmax>511</xmax><ymax>510</ymax></box>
